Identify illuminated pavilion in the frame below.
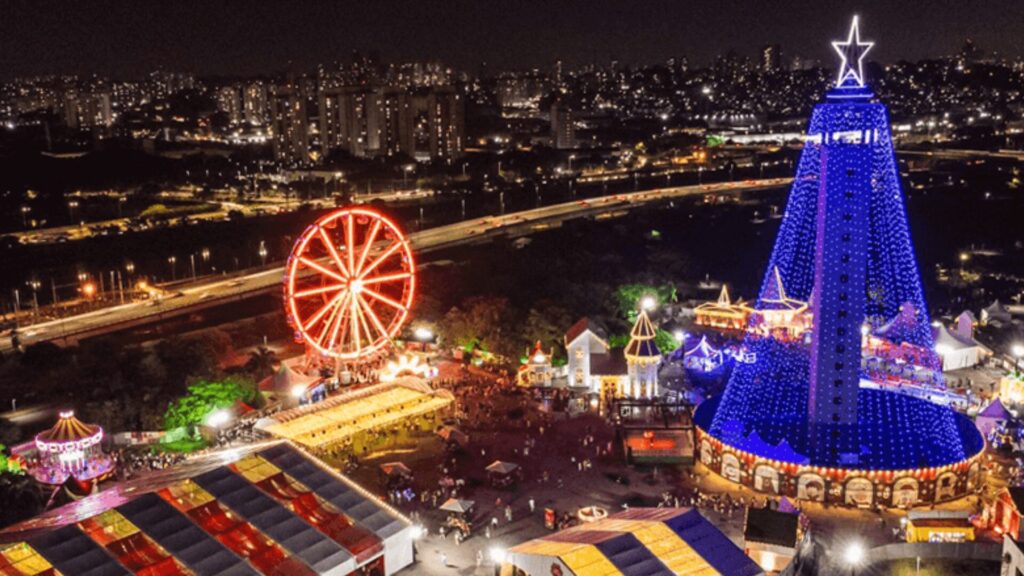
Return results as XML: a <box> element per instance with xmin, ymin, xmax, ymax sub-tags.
<box><xmin>26</xmin><ymin>410</ymin><xmax>114</xmax><ymax>489</ymax></box>
<box><xmin>694</xmin><ymin>18</ymin><xmax>984</xmax><ymax>508</ymax></box>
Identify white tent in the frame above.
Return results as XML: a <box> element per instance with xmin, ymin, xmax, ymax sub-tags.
<box><xmin>932</xmin><ymin>323</ymin><xmax>983</xmax><ymax>371</ymax></box>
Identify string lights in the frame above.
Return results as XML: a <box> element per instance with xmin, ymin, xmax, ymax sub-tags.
<box><xmin>698</xmin><ymin>16</ymin><xmax>983</xmax><ymax>506</ymax></box>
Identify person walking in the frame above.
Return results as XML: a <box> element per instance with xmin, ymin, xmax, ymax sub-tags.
<box><xmin>529</xmin><ymin>498</ymin><xmax>536</xmax><ymax>513</ymax></box>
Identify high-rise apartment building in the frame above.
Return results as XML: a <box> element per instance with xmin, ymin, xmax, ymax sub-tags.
<box><xmin>269</xmin><ymin>83</ymin><xmax>311</xmax><ymax>165</ymax></box>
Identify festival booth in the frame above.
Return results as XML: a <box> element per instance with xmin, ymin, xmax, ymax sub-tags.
<box><xmin>485</xmin><ymin>460</ymin><xmax>521</xmax><ymax>488</ymax></box>
<box><xmin>255</xmin><ymin>377</ymin><xmax>454</xmax><ymax>452</ymax></box>
<box><xmin>695</xmin><ymin>285</ymin><xmax>753</xmax><ymax>331</ymax></box>
<box><xmin>905</xmin><ymin>511</ymin><xmax>975</xmax><ymax>543</ymax></box>
<box><xmin>517</xmin><ymin>342</ymin><xmax>556</xmax><ymax>388</ymax></box>
<box><xmin>258</xmin><ymin>361</ymin><xmax>324</xmax><ymax>407</ymax></box>
<box><xmin>981</xmin><ymin>300</ymin><xmax>1013</xmax><ymax>327</ymax></box>
<box><xmin>743</xmin><ymin>506</ymin><xmax>799</xmax><ymax>574</ymax></box>
<box><xmin>984</xmin><ymin>486</ymin><xmax>1024</xmax><ymax>540</ymax></box>
<box><xmin>932</xmin><ymin>322</ymin><xmax>987</xmax><ymax>372</ymax></box>
<box><xmin>746</xmin><ymin>267</ymin><xmax>811</xmax><ymax>342</ymax></box>
<box><xmin>438</xmin><ymin>498</ymin><xmax>475</xmax><ymax>538</ymax></box>
<box><xmin>976</xmin><ymin>397</ymin><xmax>1012</xmax><ymax>439</ymax></box>
<box><xmin>682</xmin><ymin>335</ymin><xmax>725</xmax><ymax>373</ymax></box>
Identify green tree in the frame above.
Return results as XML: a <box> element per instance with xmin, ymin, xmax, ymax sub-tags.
<box><xmin>163</xmin><ymin>379</ymin><xmax>248</xmax><ymax>431</ymax></box>
<box><xmin>0</xmin><ymin>472</ymin><xmax>42</xmax><ymax>529</ymax></box>
<box><xmin>438</xmin><ymin>296</ymin><xmax>517</xmax><ymax>360</ymax></box>
<box><xmin>521</xmin><ymin>301</ymin><xmax>572</xmax><ymax>356</ymax></box>
<box><xmin>614</xmin><ymin>283</ymin><xmax>677</xmax><ymax>322</ymax></box>
<box><xmin>244</xmin><ymin>346</ymin><xmax>277</xmax><ymax>379</ymax></box>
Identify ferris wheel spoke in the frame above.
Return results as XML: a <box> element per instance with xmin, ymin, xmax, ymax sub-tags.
<box><xmin>293</xmin><ymin>283</ymin><xmax>345</xmax><ymax>299</ymax></box>
<box><xmin>354</xmin><ymin>219</ymin><xmax>382</xmax><ymax>276</ymax></box>
<box><xmin>361</xmin><ymin>287</ymin><xmax>407</xmax><ymax>311</ymax></box>
<box><xmin>357</xmin><ymin>294</ymin><xmax>391</xmax><ymax>342</ymax></box>
<box><xmin>359</xmin><ymin>241</ymin><xmax>403</xmax><ymax>279</ymax></box>
<box><xmin>346</xmin><ymin>213</ymin><xmax>356</xmax><ymax>275</ymax></box>
<box><xmin>324</xmin><ymin>292</ymin><xmax>351</xmax><ymax>351</ymax></box>
<box><xmin>354</xmin><ymin>296</ymin><xmax>378</xmax><ymax>350</ymax></box>
<box><xmin>349</xmin><ymin>297</ymin><xmax>363</xmax><ymax>353</ymax></box>
<box><xmin>360</xmin><ymin>272</ymin><xmax>412</xmax><ymax>286</ymax></box>
<box><xmin>317</xmin><ymin>227</ymin><xmax>350</xmax><ymax>278</ymax></box>
<box><xmin>299</xmin><ymin>257</ymin><xmax>347</xmax><ymax>283</ymax></box>
<box><xmin>301</xmin><ymin>290</ymin><xmax>346</xmax><ymax>332</ymax></box>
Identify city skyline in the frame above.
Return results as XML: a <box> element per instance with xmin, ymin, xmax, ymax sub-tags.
<box><xmin>3</xmin><ymin>0</ymin><xmax>1024</xmax><ymax>79</ymax></box>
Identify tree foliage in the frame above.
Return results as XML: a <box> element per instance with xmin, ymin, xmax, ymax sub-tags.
<box><xmin>163</xmin><ymin>377</ymin><xmax>254</xmax><ymax>431</ymax></box>
<box><xmin>614</xmin><ymin>283</ymin><xmax>677</xmax><ymax>322</ymax></box>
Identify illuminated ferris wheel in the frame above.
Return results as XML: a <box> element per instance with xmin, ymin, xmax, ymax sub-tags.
<box><xmin>285</xmin><ymin>207</ymin><xmax>415</xmax><ymax>362</ymax></box>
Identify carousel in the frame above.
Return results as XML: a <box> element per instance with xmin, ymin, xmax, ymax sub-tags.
<box><xmin>29</xmin><ymin>410</ymin><xmax>114</xmax><ymax>488</ymax></box>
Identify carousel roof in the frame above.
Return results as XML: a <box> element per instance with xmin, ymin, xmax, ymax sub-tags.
<box><xmin>35</xmin><ymin>411</ymin><xmax>101</xmax><ymax>444</ymax></box>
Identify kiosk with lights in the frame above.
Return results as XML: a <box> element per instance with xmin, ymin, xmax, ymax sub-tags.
<box><xmin>694</xmin><ymin>17</ymin><xmax>984</xmax><ymax>508</ymax></box>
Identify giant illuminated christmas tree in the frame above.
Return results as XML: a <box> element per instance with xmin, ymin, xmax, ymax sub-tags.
<box><xmin>694</xmin><ymin>18</ymin><xmax>983</xmax><ymax>506</ymax></box>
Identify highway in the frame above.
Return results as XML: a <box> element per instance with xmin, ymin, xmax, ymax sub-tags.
<box><xmin>1</xmin><ymin>177</ymin><xmax>791</xmax><ymax>352</ymax></box>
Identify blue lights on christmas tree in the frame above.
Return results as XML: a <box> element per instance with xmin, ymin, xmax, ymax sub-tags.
<box><xmin>702</xmin><ymin>17</ymin><xmax>983</xmax><ymax>470</ymax></box>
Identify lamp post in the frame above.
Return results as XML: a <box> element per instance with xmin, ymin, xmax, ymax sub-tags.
<box><xmin>489</xmin><ymin>547</ymin><xmax>507</xmax><ymax>576</ymax></box>
<box><xmin>167</xmin><ymin>255</ymin><xmax>177</xmax><ymax>281</ymax></box>
<box><xmin>1012</xmin><ymin>344</ymin><xmax>1024</xmax><ymax>372</ymax></box>
<box><xmin>843</xmin><ymin>541</ymin><xmax>864</xmax><ymax>575</ymax></box>
<box><xmin>19</xmin><ymin>205</ymin><xmax>30</xmax><ymax>228</ymax></box>
<box><xmin>258</xmin><ymin>241</ymin><xmax>268</xmax><ymax>266</ymax></box>
<box><xmin>67</xmin><ymin>199</ymin><xmax>79</xmax><ymax>223</ymax></box>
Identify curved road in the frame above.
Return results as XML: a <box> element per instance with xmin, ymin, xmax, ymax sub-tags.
<box><xmin>3</xmin><ymin>177</ymin><xmax>791</xmax><ymax>352</ymax></box>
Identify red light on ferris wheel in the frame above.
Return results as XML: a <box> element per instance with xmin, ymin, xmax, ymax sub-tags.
<box><xmin>284</xmin><ymin>207</ymin><xmax>415</xmax><ymax>361</ymax></box>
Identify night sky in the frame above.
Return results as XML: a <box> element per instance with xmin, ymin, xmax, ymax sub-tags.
<box><xmin>2</xmin><ymin>0</ymin><xmax>1022</xmax><ymax>78</ymax></box>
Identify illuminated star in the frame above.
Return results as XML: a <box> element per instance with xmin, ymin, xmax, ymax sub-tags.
<box><xmin>832</xmin><ymin>15</ymin><xmax>874</xmax><ymax>88</ymax></box>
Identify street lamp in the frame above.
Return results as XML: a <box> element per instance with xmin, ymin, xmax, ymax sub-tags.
<box><xmin>403</xmin><ymin>164</ymin><xmax>415</xmax><ymax>189</ymax></box>
<box><xmin>640</xmin><ymin>296</ymin><xmax>656</xmax><ymax>311</ymax></box>
<box><xmin>488</xmin><ymin>547</ymin><xmax>507</xmax><ymax>576</ymax></box>
<box><xmin>205</xmin><ymin>409</ymin><xmax>231</xmax><ymax>428</ymax></box>
<box><xmin>67</xmin><ymin>199</ymin><xmax>79</xmax><ymax>223</ymax></box>
<box><xmin>19</xmin><ymin>205</ymin><xmax>30</xmax><ymax>228</ymax></box>
<box><xmin>167</xmin><ymin>255</ymin><xmax>177</xmax><ymax>281</ymax></box>
<box><xmin>843</xmin><ymin>541</ymin><xmax>864</xmax><ymax>575</ymax></box>
<box><xmin>258</xmin><ymin>241</ymin><xmax>268</xmax><ymax>266</ymax></box>
<box><xmin>1012</xmin><ymin>343</ymin><xmax>1024</xmax><ymax>371</ymax></box>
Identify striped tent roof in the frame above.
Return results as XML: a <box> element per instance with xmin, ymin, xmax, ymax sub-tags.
<box><xmin>36</xmin><ymin>411</ymin><xmax>101</xmax><ymax>444</ymax></box>
<box><xmin>504</xmin><ymin>508</ymin><xmax>763</xmax><ymax>576</ymax></box>
<box><xmin>0</xmin><ymin>441</ymin><xmax>413</xmax><ymax>576</ymax></box>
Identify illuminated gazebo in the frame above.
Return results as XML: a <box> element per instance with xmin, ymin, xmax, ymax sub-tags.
<box><xmin>695</xmin><ymin>285</ymin><xmax>753</xmax><ymax>331</ymax></box>
<box><xmin>31</xmin><ymin>410</ymin><xmax>114</xmax><ymax>487</ymax></box>
<box><xmin>747</xmin><ymin>267</ymin><xmax>811</xmax><ymax>341</ymax></box>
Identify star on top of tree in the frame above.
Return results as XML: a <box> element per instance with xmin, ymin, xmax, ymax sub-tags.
<box><xmin>832</xmin><ymin>15</ymin><xmax>874</xmax><ymax>88</ymax></box>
